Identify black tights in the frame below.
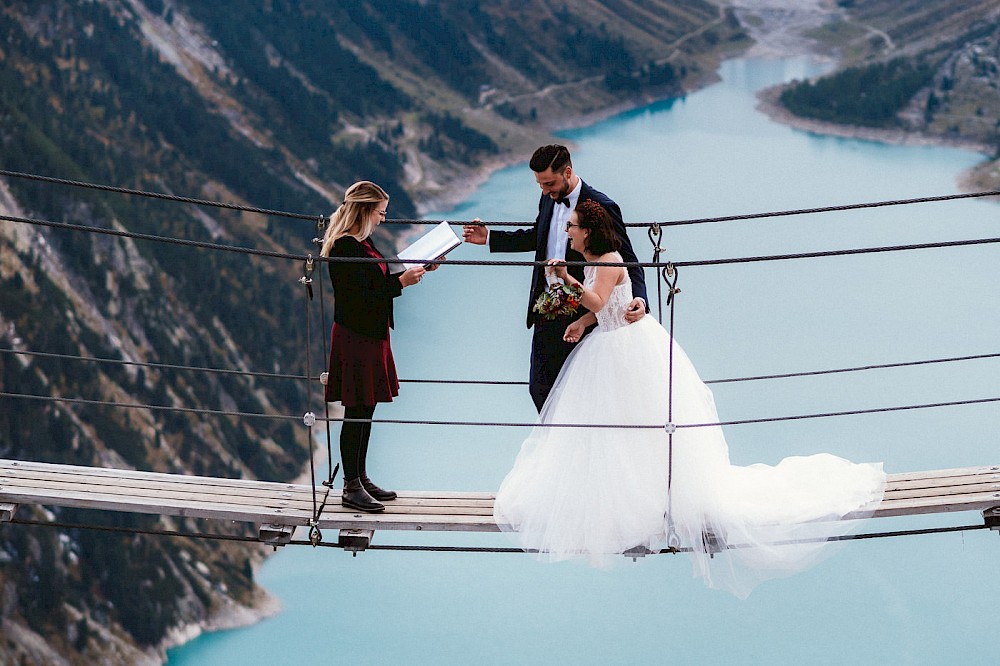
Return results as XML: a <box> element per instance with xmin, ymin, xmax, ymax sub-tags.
<box><xmin>340</xmin><ymin>404</ymin><xmax>376</xmax><ymax>481</ymax></box>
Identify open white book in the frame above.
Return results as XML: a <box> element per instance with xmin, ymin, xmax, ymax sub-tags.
<box><xmin>396</xmin><ymin>221</ymin><xmax>462</xmax><ymax>268</ymax></box>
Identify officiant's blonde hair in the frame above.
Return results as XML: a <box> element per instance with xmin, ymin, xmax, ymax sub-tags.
<box><xmin>320</xmin><ymin>181</ymin><xmax>389</xmax><ymax>257</ymax></box>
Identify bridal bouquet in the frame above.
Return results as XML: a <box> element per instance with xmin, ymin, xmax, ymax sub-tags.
<box><xmin>533</xmin><ymin>282</ymin><xmax>583</xmax><ymax>320</ymax></box>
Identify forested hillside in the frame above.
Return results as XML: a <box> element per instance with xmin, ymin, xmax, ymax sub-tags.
<box><xmin>0</xmin><ymin>1</ymin><xmax>745</xmax><ymax>662</ymax></box>
<box><xmin>778</xmin><ymin>0</ymin><xmax>1000</xmax><ymax>159</ymax></box>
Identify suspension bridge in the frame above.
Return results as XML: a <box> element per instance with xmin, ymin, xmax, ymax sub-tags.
<box><xmin>0</xmin><ymin>168</ymin><xmax>998</xmax><ymax>557</ymax></box>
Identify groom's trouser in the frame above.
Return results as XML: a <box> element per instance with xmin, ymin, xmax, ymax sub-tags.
<box><xmin>529</xmin><ymin>315</ymin><xmax>590</xmax><ymax>413</ymax></box>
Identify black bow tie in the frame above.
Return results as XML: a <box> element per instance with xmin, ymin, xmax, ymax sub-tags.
<box><xmin>555</xmin><ymin>196</ymin><xmax>570</xmax><ymax>208</ymax></box>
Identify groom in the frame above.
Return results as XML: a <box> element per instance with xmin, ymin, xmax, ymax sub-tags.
<box><xmin>463</xmin><ymin>144</ymin><xmax>648</xmax><ymax>412</ymax></box>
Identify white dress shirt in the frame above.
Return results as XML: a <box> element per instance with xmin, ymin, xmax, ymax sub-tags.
<box><xmin>546</xmin><ymin>178</ymin><xmax>582</xmax><ymax>263</ymax></box>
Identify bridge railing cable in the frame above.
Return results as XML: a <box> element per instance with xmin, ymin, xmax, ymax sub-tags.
<box><xmin>4</xmin><ymin>168</ymin><xmax>1000</xmax><ymax>551</ymax></box>
<box><xmin>4</xmin><ymin>167</ymin><xmax>998</xmax><ymax>228</ymax></box>
<box><xmin>6</xmin><ymin>210</ymin><xmax>1000</xmax><ymax>271</ymax></box>
<box><xmin>5</xmin><ymin>347</ymin><xmax>1000</xmax><ymax>388</ymax></box>
<box><xmin>6</xmin><ymin>514</ymin><xmax>989</xmax><ymax>555</ymax></box>
<box><xmin>4</xmin><ymin>390</ymin><xmax>1000</xmax><ymax>433</ymax></box>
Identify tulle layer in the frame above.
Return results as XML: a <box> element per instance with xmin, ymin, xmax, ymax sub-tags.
<box><xmin>493</xmin><ymin>317</ymin><xmax>885</xmax><ymax>597</ymax></box>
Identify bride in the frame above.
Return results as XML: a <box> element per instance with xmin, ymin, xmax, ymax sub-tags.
<box><xmin>492</xmin><ymin>199</ymin><xmax>886</xmax><ymax>598</ymax></box>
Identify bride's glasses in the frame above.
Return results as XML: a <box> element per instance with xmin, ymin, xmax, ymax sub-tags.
<box><xmin>565</xmin><ymin>222</ymin><xmax>580</xmax><ymax>231</ymax></box>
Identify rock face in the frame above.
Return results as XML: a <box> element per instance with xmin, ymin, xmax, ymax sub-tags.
<box><xmin>0</xmin><ymin>1</ymin><xmax>745</xmax><ymax>662</ymax></box>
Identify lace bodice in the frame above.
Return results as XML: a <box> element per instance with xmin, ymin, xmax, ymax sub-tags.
<box><xmin>584</xmin><ymin>254</ymin><xmax>632</xmax><ymax>332</ymax></box>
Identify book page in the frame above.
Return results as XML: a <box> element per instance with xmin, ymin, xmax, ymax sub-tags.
<box><xmin>396</xmin><ymin>221</ymin><xmax>462</xmax><ymax>266</ymax></box>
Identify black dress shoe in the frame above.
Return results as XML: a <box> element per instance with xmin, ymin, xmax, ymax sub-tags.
<box><xmin>342</xmin><ymin>478</ymin><xmax>384</xmax><ymax>512</ymax></box>
<box><xmin>361</xmin><ymin>473</ymin><xmax>397</xmax><ymax>501</ymax></box>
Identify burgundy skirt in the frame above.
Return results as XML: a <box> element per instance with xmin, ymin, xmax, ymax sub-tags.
<box><xmin>325</xmin><ymin>323</ymin><xmax>399</xmax><ymax>406</ymax></box>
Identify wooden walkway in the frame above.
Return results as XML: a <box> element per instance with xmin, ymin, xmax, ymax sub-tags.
<box><xmin>0</xmin><ymin>459</ymin><xmax>997</xmax><ymax>550</ymax></box>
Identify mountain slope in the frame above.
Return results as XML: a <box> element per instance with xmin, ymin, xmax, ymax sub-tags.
<box><xmin>0</xmin><ymin>1</ymin><xmax>745</xmax><ymax>662</ymax></box>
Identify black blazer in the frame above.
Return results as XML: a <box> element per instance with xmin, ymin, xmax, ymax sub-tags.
<box><xmin>489</xmin><ymin>181</ymin><xmax>648</xmax><ymax>328</ymax></box>
<box><xmin>328</xmin><ymin>236</ymin><xmax>403</xmax><ymax>340</ymax></box>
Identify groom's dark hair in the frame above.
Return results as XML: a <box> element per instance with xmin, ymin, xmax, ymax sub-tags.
<box><xmin>575</xmin><ymin>199</ymin><xmax>621</xmax><ymax>255</ymax></box>
<box><xmin>530</xmin><ymin>144</ymin><xmax>571</xmax><ymax>174</ymax></box>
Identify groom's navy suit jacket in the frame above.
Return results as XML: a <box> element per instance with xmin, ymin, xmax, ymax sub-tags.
<box><xmin>489</xmin><ymin>181</ymin><xmax>648</xmax><ymax>328</ymax></box>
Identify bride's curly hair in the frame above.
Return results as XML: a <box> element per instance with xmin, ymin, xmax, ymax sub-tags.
<box><xmin>574</xmin><ymin>199</ymin><xmax>621</xmax><ymax>255</ymax></box>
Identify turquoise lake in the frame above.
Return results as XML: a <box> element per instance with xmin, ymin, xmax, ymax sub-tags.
<box><xmin>167</xmin><ymin>57</ymin><xmax>1000</xmax><ymax>665</ymax></box>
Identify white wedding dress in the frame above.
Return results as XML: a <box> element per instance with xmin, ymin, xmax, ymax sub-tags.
<box><xmin>493</xmin><ymin>255</ymin><xmax>886</xmax><ymax>597</ymax></box>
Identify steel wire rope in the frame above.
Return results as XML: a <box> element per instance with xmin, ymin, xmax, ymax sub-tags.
<box><xmin>663</xmin><ymin>264</ymin><xmax>682</xmax><ymax>552</ymax></box>
<box><xmin>298</xmin><ymin>255</ymin><xmax>325</xmax><ymax>546</ymax></box>
<box><xmin>6</xmin><ymin>346</ymin><xmax>1000</xmax><ymax>388</ymax></box>
<box><xmin>0</xmin><ymin>391</ymin><xmax>303</xmax><ymax>423</ymax></box>
<box><xmin>5</xmin><ymin>165</ymin><xmax>998</xmax><ymax>228</ymax></box>
<box><xmin>673</xmin><ymin>235</ymin><xmax>1000</xmax><ymax>268</ymax></box>
<box><xmin>6</xmin><ymin>390</ymin><xmax>1000</xmax><ymax>431</ymax></box>
<box><xmin>4</xmin><ymin>515</ymin><xmax>988</xmax><ymax>554</ymax></box>
<box><xmin>674</xmin><ymin>395</ymin><xmax>1000</xmax><ymax>428</ymax></box>
<box><xmin>311</xmin><ymin>218</ymin><xmax>339</xmax><ymax>489</ymax></box>
<box><xmin>0</xmin><ymin>168</ymin><xmax>318</xmax><ymax>221</ymax></box>
<box><xmin>8</xmin><ymin>210</ymin><xmax>1000</xmax><ymax>273</ymax></box>
<box><xmin>648</xmin><ymin>223</ymin><xmax>665</xmax><ymax>325</ymax></box>
<box><xmin>653</xmin><ymin>189</ymin><xmax>1000</xmax><ymax>227</ymax></box>
<box><xmin>0</xmin><ymin>347</ymin><xmax>309</xmax><ymax>382</ymax></box>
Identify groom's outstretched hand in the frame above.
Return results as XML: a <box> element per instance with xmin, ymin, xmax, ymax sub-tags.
<box><xmin>462</xmin><ymin>219</ymin><xmax>487</xmax><ymax>245</ymax></box>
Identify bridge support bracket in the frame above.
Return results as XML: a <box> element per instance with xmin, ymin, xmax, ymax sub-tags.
<box><xmin>339</xmin><ymin>528</ymin><xmax>374</xmax><ymax>556</ymax></box>
<box><xmin>623</xmin><ymin>545</ymin><xmax>654</xmax><ymax>562</ymax></box>
<box><xmin>258</xmin><ymin>523</ymin><xmax>295</xmax><ymax>548</ymax></box>
<box><xmin>983</xmin><ymin>506</ymin><xmax>1000</xmax><ymax>534</ymax></box>
<box><xmin>0</xmin><ymin>504</ymin><xmax>16</xmax><ymax>523</ymax></box>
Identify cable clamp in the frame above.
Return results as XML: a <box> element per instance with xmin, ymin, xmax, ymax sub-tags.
<box><xmin>300</xmin><ymin>254</ymin><xmax>315</xmax><ymax>299</ymax></box>
<box><xmin>300</xmin><ymin>254</ymin><xmax>315</xmax><ymax>281</ymax></box>
<box><xmin>308</xmin><ymin>519</ymin><xmax>323</xmax><ymax>547</ymax></box>
<box><xmin>665</xmin><ymin>521</ymin><xmax>681</xmax><ymax>553</ymax></box>
<box><xmin>322</xmin><ymin>462</ymin><xmax>341</xmax><ymax>488</ymax></box>
<box><xmin>662</xmin><ymin>264</ymin><xmax>680</xmax><ymax>306</ymax></box>
<box><xmin>647</xmin><ymin>222</ymin><xmax>662</xmax><ymax>246</ymax></box>
<box><xmin>664</xmin><ymin>422</ymin><xmax>677</xmax><ymax>434</ymax></box>
<box><xmin>984</xmin><ymin>506</ymin><xmax>1000</xmax><ymax>533</ymax></box>
<box><xmin>303</xmin><ymin>411</ymin><xmax>316</xmax><ymax>427</ymax></box>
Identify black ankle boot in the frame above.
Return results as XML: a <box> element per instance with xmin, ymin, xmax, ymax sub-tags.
<box><xmin>361</xmin><ymin>473</ymin><xmax>397</xmax><ymax>501</ymax></box>
<box><xmin>342</xmin><ymin>477</ymin><xmax>384</xmax><ymax>512</ymax></box>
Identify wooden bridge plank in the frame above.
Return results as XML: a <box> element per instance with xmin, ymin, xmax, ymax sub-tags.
<box><xmin>1</xmin><ymin>459</ymin><xmax>997</xmax><ymax>538</ymax></box>
<box><xmin>883</xmin><ymin>480</ymin><xmax>1000</xmax><ymax>501</ymax></box>
<box><xmin>0</xmin><ymin>472</ymin><xmax>317</xmax><ymax>506</ymax></box>
<box><xmin>316</xmin><ymin>513</ymin><xmax>500</xmax><ymax>532</ymax></box>
<box><xmin>0</xmin><ymin>466</ymin><xmax>497</xmax><ymax>511</ymax></box>
<box><xmin>0</xmin><ymin>459</ymin><xmax>301</xmax><ymax>493</ymax></box>
<box><xmin>885</xmin><ymin>472</ymin><xmax>1000</xmax><ymax>492</ymax></box>
<box><xmin>884</xmin><ymin>465</ymin><xmax>999</xmax><ymax>483</ymax></box>
<box><xmin>0</xmin><ymin>478</ymin><xmax>496</xmax><ymax>518</ymax></box>
<box><xmin>868</xmin><ymin>490</ymin><xmax>1000</xmax><ymax>518</ymax></box>
<box><xmin>0</xmin><ymin>478</ymin><xmax>318</xmax><ymax>514</ymax></box>
<box><xmin>0</xmin><ymin>484</ymin><xmax>319</xmax><ymax>525</ymax></box>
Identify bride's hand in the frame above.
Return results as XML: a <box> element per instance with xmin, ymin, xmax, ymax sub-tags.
<box><xmin>563</xmin><ymin>320</ymin><xmax>586</xmax><ymax>343</ymax></box>
<box><xmin>546</xmin><ymin>258</ymin><xmax>568</xmax><ymax>281</ymax></box>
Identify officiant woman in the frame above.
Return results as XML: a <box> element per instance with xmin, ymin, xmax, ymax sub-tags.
<box><xmin>320</xmin><ymin>180</ymin><xmax>434</xmax><ymax>513</ymax></box>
